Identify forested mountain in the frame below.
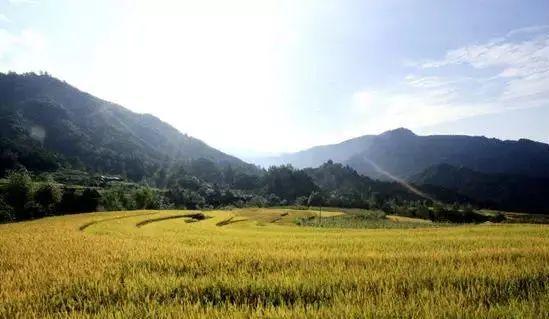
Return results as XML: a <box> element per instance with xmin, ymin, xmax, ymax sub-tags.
<box><xmin>1</xmin><ymin>72</ymin><xmax>547</xmax><ymax>215</ymax></box>
<box><xmin>257</xmin><ymin>128</ymin><xmax>549</xmax><ymax>181</ymax></box>
<box><xmin>411</xmin><ymin>164</ymin><xmax>549</xmax><ymax>213</ymax></box>
<box><xmin>303</xmin><ymin>161</ymin><xmax>471</xmax><ymax>207</ymax></box>
<box><xmin>0</xmin><ymin>72</ymin><xmax>259</xmax><ymax>180</ymax></box>
<box><xmin>255</xmin><ymin>134</ymin><xmax>376</xmax><ymax>169</ymax></box>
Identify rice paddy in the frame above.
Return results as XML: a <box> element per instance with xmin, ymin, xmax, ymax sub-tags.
<box><xmin>0</xmin><ymin>208</ymin><xmax>547</xmax><ymax>318</ymax></box>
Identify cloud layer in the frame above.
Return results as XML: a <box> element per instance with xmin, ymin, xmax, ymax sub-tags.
<box><xmin>352</xmin><ymin>25</ymin><xmax>549</xmax><ymax>135</ymax></box>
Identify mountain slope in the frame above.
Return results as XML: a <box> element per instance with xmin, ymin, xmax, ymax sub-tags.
<box><xmin>257</xmin><ymin>128</ymin><xmax>549</xmax><ymax>181</ymax></box>
<box><xmin>0</xmin><ymin>72</ymin><xmax>258</xmax><ymax>180</ymax></box>
<box><xmin>410</xmin><ymin>164</ymin><xmax>549</xmax><ymax>213</ymax></box>
<box><xmin>254</xmin><ymin>134</ymin><xmax>375</xmax><ymax>168</ymax></box>
<box><xmin>303</xmin><ymin>161</ymin><xmax>471</xmax><ymax>206</ymax></box>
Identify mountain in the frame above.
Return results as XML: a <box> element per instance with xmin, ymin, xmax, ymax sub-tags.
<box><xmin>255</xmin><ymin>134</ymin><xmax>376</xmax><ymax>169</ymax></box>
<box><xmin>303</xmin><ymin>161</ymin><xmax>471</xmax><ymax>206</ymax></box>
<box><xmin>0</xmin><ymin>72</ymin><xmax>259</xmax><ymax>180</ymax></box>
<box><xmin>410</xmin><ymin>164</ymin><xmax>549</xmax><ymax>213</ymax></box>
<box><xmin>256</xmin><ymin>128</ymin><xmax>549</xmax><ymax>181</ymax></box>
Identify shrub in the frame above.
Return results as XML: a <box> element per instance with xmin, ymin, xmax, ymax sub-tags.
<box><xmin>0</xmin><ymin>197</ymin><xmax>14</xmax><ymax>223</ymax></box>
<box><xmin>266</xmin><ymin>193</ymin><xmax>281</xmax><ymax>206</ymax></box>
<box><xmin>134</xmin><ymin>187</ymin><xmax>155</xmax><ymax>209</ymax></box>
<box><xmin>100</xmin><ymin>188</ymin><xmax>126</xmax><ymax>211</ymax></box>
<box><xmin>294</xmin><ymin>196</ymin><xmax>309</xmax><ymax>206</ymax></box>
<box><xmin>5</xmin><ymin>169</ymin><xmax>34</xmax><ymax>220</ymax></box>
<box><xmin>23</xmin><ymin>201</ymin><xmax>41</xmax><ymax>219</ymax></box>
<box><xmin>34</xmin><ymin>183</ymin><xmax>62</xmax><ymax>216</ymax></box>
<box><xmin>58</xmin><ymin>188</ymin><xmax>79</xmax><ymax>213</ymax></box>
<box><xmin>81</xmin><ymin>188</ymin><xmax>100</xmax><ymax>212</ymax></box>
<box><xmin>247</xmin><ymin>195</ymin><xmax>267</xmax><ymax>208</ymax></box>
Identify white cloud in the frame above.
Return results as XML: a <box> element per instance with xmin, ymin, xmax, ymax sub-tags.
<box><xmin>350</xmin><ymin>86</ymin><xmax>496</xmax><ymax>135</ymax></box>
<box><xmin>506</xmin><ymin>25</ymin><xmax>549</xmax><ymax>37</ymax></box>
<box><xmin>351</xmin><ymin>25</ymin><xmax>549</xmax><ymax>135</ymax></box>
<box><xmin>421</xmin><ymin>34</ymin><xmax>549</xmax><ymax>77</ymax></box>
<box><xmin>0</xmin><ymin>28</ymin><xmax>48</xmax><ymax>71</ymax></box>
<box><xmin>0</xmin><ymin>14</ymin><xmax>10</xmax><ymax>23</ymax></box>
<box><xmin>420</xmin><ymin>27</ymin><xmax>549</xmax><ymax>108</ymax></box>
<box><xmin>8</xmin><ymin>0</ymin><xmax>38</xmax><ymax>5</ymax></box>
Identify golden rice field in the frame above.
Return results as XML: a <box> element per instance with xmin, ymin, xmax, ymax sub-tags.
<box><xmin>0</xmin><ymin>208</ymin><xmax>548</xmax><ymax>318</ymax></box>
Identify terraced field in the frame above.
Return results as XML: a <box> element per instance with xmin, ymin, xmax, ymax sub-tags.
<box><xmin>0</xmin><ymin>208</ymin><xmax>548</xmax><ymax>318</ymax></box>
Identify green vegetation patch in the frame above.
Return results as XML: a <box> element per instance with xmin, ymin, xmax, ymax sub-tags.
<box><xmin>296</xmin><ymin>209</ymin><xmax>441</xmax><ymax>229</ymax></box>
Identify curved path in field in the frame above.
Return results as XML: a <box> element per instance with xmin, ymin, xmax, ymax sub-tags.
<box><xmin>77</xmin><ymin>208</ymin><xmax>344</xmax><ymax>233</ymax></box>
<box><xmin>79</xmin><ymin>211</ymin><xmax>160</xmax><ymax>231</ymax></box>
<box><xmin>136</xmin><ymin>213</ymin><xmax>210</xmax><ymax>228</ymax></box>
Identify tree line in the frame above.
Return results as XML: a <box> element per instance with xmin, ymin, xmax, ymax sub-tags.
<box><xmin>0</xmin><ymin>160</ymin><xmax>503</xmax><ymax>224</ymax></box>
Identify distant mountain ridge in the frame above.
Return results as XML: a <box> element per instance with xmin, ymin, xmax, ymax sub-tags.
<box><xmin>255</xmin><ymin>134</ymin><xmax>376</xmax><ymax>169</ymax></box>
<box><xmin>256</xmin><ymin>128</ymin><xmax>549</xmax><ymax>181</ymax></box>
<box><xmin>0</xmin><ymin>72</ymin><xmax>258</xmax><ymax>180</ymax></box>
<box><xmin>410</xmin><ymin>163</ymin><xmax>549</xmax><ymax>213</ymax></box>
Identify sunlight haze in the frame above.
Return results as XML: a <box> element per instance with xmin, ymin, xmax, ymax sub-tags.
<box><xmin>1</xmin><ymin>2</ymin><xmax>549</xmax><ymax>318</ymax></box>
<box><xmin>1</xmin><ymin>0</ymin><xmax>548</xmax><ymax>156</ymax></box>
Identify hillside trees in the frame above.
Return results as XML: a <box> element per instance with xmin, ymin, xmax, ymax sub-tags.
<box><xmin>0</xmin><ymin>197</ymin><xmax>14</xmax><ymax>222</ymax></box>
<box><xmin>264</xmin><ymin>165</ymin><xmax>318</xmax><ymax>202</ymax></box>
<box><xmin>0</xmin><ymin>72</ymin><xmax>261</xmax><ymax>182</ymax></box>
<box><xmin>1</xmin><ymin>169</ymin><xmax>84</xmax><ymax>221</ymax></box>
<box><xmin>4</xmin><ymin>170</ymin><xmax>34</xmax><ymax>219</ymax></box>
<box><xmin>34</xmin><ymin>182</ymin><xmax>62</xmax><ymax>216</ymax></box>
<box><xmin>134</xmin><ymin>187</ymin><xmax>156</xmax><ymax>209</ymax></box>
<box><xmin>307</xmin><ymin>191</ymin><xmax>325</xmax><ymax>209</ymax></box>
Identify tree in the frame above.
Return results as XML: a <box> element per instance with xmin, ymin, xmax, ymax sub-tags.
<box><xmin>5</xmin><ymin>169</ymin><xmax>34</xmax><ymax>219</ymax></box>
<box><xmin>134</xmin><ymin>187</ymin><xmax>155</xmax><ymax>209</ymax></box>
<box><xmin>101</xmin><ymin>188</ymin><xmax>128</xmax><ymax>211</ymax></box>
<box><xmin>308</xmin><ymin>191</ymin><xmax>325</xmax><ymax>222</ymax></box>
<box><xmin>248</xmin><ymin>195</ymin><xmax>267</xmax><ymax>208</ymax></box>
<box><xmin>264</xmin><ymin>165</ymin><xmax>317</xmax><ymax>201</ymax></box>
<box><xmin>233</xmin><ymin>173</ymin><xmax>260</xmax><ymax>190</ymax></box>
<box><xmin>295</xmin><ymin>196</ymin><xmax>309</xmax><ymax>206</ymax></box>
<box><xmin>266</xmin><ymin>193</ymin><xmax>281</xmax><ymax>206</ymax></box>
<box><xmin>182</xmin><ymin>190</ymin><xmax>205</xmax><ymax>209</ymax></box>
<box><xmin>0</xmin><ymin>197</ymin><xmax>14</xmax><ymax>223</ymax></box>
<box><xmin>80</xmin><ymin>188</ymin><xmax>100</xmax><ymax>212</ymax></box>
<box><xmin>190</xmin><ymin>158</ymin><xmax>223</xmax><ymax>183</ymax></box>
<box><xmin>34</xmin><ymin>183</ymin><xmax>62</xmax><ymax>216</ymax></box>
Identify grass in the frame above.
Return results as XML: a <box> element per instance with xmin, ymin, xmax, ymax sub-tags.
<box><xmin>0</xmin><ymin>208</ymin><xmax>547</xmax><ymax>318</ymax></box>
<box><xmin>296</xmin><ymin>208</ymin><xmax>443</xmax><ymax>229</ymax></box>
<box><xmin>479</xmin><ymin>209</ymin><xmax>549</xmax><ymax>224</ymax></box>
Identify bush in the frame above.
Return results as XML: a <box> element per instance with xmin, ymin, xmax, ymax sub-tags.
<box><xmin>266</xmin><ymin>193</ymin><xmax>281</xmax><ymax>206</ymax></box>
<box><xmin>34</xmin><ymin>183</ymin><xmax>62</xmax><ymax>216</ymax></box>
<box><xmin>0</xmin><ymin>197</ymin><xmax>14</xmax><ymax>223</ymax></box>
<box><xmin>166</xmin><ymin>187</ymin><xmax>205</xmax><ymax>209</ymax></box>
<box><xmin>5</xmin><ymin>169</ymin><xmax>34</xmax><ymax>219</ymax></box>
<box><xmin>101</xmin><ymin>188</ymin><xmax>126</xmax><ymax>211</ymax></box>
<box><xmin>56</xmin><ymin>188</ymin><xmax>100</xmax><ymax>213</ymax></box>
<box><xmin>80</xmin><ymin>188</ymin><xmax>100</xmax><ymax>212</ymax></box>
<box><xmin>355</xmin><ymin>210</ymin><xmax>386</xmax><ymax>219</ymax></box>
<box><xmin>294</xmin><ymin>196</ymin><xmax>309</xmax><ymax>206</ymax></box>
<box><xmin>58</xmin><ymin>188</ymin><xmax>79</xmax><ymax>213</ymax></box>
<box><xmin>149</xmin><ymin>194</ymin><xmax>171</xmax><ymax>209</ymax></box>
<box><xmin>133</xmin><ymin>187</ymin><xmax>155</xmax><ymax>209</ymax></box>
<box><xmin>491</xmin><ymin>212</ymin><xmax>506</xmax><ymax>223</ymax></box>
<box><xmin>23</xmin><ymin>201</ymin><xmax>41</xmax><ymax>219</ymax></box>
<box><xmin>247</xmin><ymin>195</ymin><xmax>267</xmax><ymax>208</ymax></box>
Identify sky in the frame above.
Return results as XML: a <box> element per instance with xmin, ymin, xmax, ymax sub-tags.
<box><xmin>1</xmin><ymin>0</ymin><xmax>548</xmax><ymax>158</ymax></box>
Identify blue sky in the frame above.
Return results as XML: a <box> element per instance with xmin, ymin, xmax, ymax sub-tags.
<box><xmin>1</xmin><ymin>0</ymin><xmax>548</xmax><ymax>157</ymax></box>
